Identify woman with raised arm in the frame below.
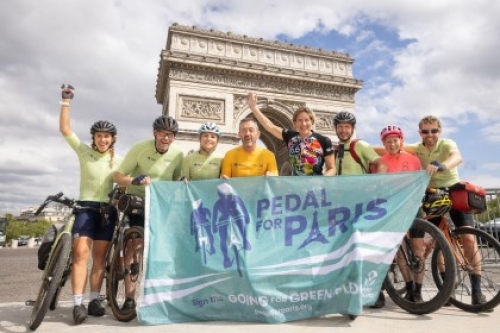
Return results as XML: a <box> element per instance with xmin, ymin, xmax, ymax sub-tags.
<box><xmin>59</xmin><ymin>84</ymin><xmax>122</xmax><ymax>325</ymax></box>
<box><xmin>247</xmin><ymin>92</ymin><xmax>336</xmax><ymax>176</ymax></box>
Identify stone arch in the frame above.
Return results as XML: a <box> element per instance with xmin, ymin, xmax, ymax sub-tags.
<box><xmin>155</xmin><ymin>24</ymin><xmax>362</xmax><ymax>168</ymax></box>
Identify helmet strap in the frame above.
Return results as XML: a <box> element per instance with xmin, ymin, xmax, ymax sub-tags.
<box><xmin>154</xmin><ymin>139</ymin><xmax>168</xmax><ymax>154</ymax></box>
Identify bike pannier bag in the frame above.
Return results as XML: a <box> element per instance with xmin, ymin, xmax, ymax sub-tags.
<box><xmin>117</xmin><ymin>194</ymin><xmax>144</xmax><ymax>215</ymax></box>
<box><xmin>37</xmin><ymin>223</ymin><xmax>64</xmax><ymax>270</ymax></box>
<box><xmin>449</xmin><ymin>182</ymin><xmax>487</xmax><ymax>214</ymax></box>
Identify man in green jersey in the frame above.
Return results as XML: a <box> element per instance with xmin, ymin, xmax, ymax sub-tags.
<box><xmin>405</xmin><ymin>115</ymin><xmax>491</xmax><ymax>311</ymax></box>
<box><xmin>113</xmin><ymin>115</ymin><xmax>183</xmax><ymax>312</ymax></box>
<box><xmin>114</xmin><ymin>115</ymin><xmax>183</xmax><ymax>199</ymax></box>
<box><xmin>333</xmin><ymin>111</ymin><xmax>388</xmax><ymax>310</ymax></box>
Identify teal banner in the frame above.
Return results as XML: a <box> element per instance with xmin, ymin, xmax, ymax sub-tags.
<box><xmin>138</xmin><ymin>172</ymin><xmax>429</xmax><ymax>324</ymax></box>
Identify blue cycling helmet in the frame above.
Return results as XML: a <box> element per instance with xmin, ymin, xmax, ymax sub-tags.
<box><xmin>198</xmin><ymin>122</ymin><xmax>221</xmax><ymax>138</ymax></box>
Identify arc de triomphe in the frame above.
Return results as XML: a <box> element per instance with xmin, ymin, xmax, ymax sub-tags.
<box><xmin>155</xmin><ymin>23</ymin><xmax>363</xmax><ymax>174</ymax></box>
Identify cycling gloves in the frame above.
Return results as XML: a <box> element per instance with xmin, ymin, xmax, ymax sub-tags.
<box><xmin>61</xmin><ymin>84</ymin><xmax>75</xmax><ymax>99</ymax></box>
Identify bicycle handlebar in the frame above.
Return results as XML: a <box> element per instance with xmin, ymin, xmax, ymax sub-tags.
<box><xmin>35</xmin><ymin>192</ymin><xmax>78</xmax><ymax>215</ymax></box>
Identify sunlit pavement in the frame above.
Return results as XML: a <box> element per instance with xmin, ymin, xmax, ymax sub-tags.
<box><xmin>1</xmin><ymin>299</ymin><xmax>497</xmax><ymax>333</ymax></box>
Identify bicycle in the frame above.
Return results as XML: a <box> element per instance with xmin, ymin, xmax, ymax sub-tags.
<box><xmin>427</xmin><ymin>188</ymin><xmax>500</xmax><ymax>313</ymax></box>
<box><xmin>28</xmin><ymin>193</ymin><xmax>101</xmax><ymax>331</ymax></box>
<box><xmin>384</xmin><ymin>217</ymin><xmax>456</xmax><ymax>314</ymax></box>
<box><xmin>106</xmin><ymin>190</ymin><xmax>145</xmax><ymax>322</ymax></box>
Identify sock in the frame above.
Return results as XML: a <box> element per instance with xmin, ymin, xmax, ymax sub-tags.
<box><xmin>405</xmin><ymin>281</ymin><xmax>414</xmax><ymax>292</ymax></box>
<box><xmin>90</xmin><ymin>291</ymin><xmax>100</xmax><ymax>301</ymax></box>
<box><xmin>73</xmin><ymin>294</ymin><xmax>83</xmax><ymax>306</ymax></box>
<box><xmin>470</xmin><ymin>274</ymin><xmax>482</xmax><ymax>293</ymax></box>
<box><xmin>414</xmin><ymin>283</ymin><xmax>422</xmax><ymax>294</ymax></box>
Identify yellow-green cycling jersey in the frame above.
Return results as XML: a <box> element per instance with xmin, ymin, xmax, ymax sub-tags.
<box><xmin>116</xmin><ymin>139</ymin><xmax>183</xmax><ymax>196</ymax></box>
<box><xmin>336</xmin><ymin>139</ymin><xmax>379</xmax><ymax>175</ymax></box>
<box><xmin>406</xmin><ymin>138</ymin><xmax>460</xmax><ymax>188</ymax></box>
<box><xmin>181</xmin><ymin>150</ymin><xmax>223</xmax><ymax>180</ymax></box>
<box><xmin>65</xmin><ymin>133</ymin><xmax>123</xmax><ymax>202</ymax></box>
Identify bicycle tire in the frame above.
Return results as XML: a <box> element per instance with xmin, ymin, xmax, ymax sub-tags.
<box><xmin>385</xmin><ymin>218</ymin><xmax>456</xmax><ymax>314</ymax></box>
<box><xmin>104</xmin><ymin>242</ymin><xmax>115</xmax><ymax>306</ymax></box>
<box><xmin>29</xmin><ymin>233</ymin><xmax>72</xmax><ymax>330</ymax></box>
<box><xmin>49</xmin><ymin>263</ymin><xmax>71</xmax><ymax>311</ymax></box>
<box><xmin>107</xmin><ymin>227</ymin><xmax>144</xmax><ymax>322</ymax></box>
<box><xmin>434</xmin><ymin>227</ymin><xmax>500</xmax><ymax>312</ymax></box>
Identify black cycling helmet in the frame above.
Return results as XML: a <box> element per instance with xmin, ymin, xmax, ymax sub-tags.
<box><xmin>90</xmin><ymin>120</ymin><xmax>117</xmax><ymax>135</ymax></box>
<box><xmin>334</xmin><ymin>111</ymin><xmax>357</xmax><ymax>127</ymax></box>
<box><xmin>422</xmin><ymin>193</ymin><xmax>452</xmax><ymax>216</ymax></box>
<box><xmin>153</xmin><ymin>115</ymin><xmax>178</xmax><ymax>134</ymax></box>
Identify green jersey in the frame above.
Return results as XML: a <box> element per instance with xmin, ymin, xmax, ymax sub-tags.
<box><xmin>406</xmin><ymin>138</ymin><xmax>460</xmax><ymax>188</ymax></box>
<box><xmin>65</xmin><ymin>133</ymin><xmax>123</xmax><ymax>202</ymax></box>
<box><xmin>181</xmin><ymin>150</ymin><xmax>223</xmax><ymax>180</ymax></box>
<box><xmin>336</xmin><ymin>139</ymin><xmax>379</xmax><ymax>175</ymax></box>
<box><xmin>116</xmin><ymin>139</ymin><xmax>183</xmax><ymax>196</ymax></box>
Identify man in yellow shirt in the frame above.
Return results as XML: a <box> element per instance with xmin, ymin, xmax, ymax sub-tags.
<box><xmin>221</xmin><ymin>118</ymin><xmax>278</xmax><ymax>178</ymax></box>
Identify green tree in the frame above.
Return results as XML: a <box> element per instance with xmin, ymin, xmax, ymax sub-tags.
<box><xmin>476</xmin><ymin>197</ymin><xmax>500</xmax><ymax>223</ymax></box>
<box><xmin>5</xmin><ymin>219</ymin><xmax>54</xmax><ymax>242</ymax></box>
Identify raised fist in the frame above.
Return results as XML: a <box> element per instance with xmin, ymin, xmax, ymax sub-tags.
<box><xmin>61</xmin><ymin>84</ymin><xmax>75</xmax><ymax>99</ymax></box>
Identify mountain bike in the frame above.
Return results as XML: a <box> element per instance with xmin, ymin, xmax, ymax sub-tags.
<box><xmin>28</xmin><ymin>193</ymin><xmax>101</xmax><ymax>331</ymax></box>
<box><xmin>385</xmin><ymin>217</ymin><xmax>456</xmax><ymax>314</ymax></box>
<box><xmin>428</xmin><ymin>189</ymin><xmax>500</xmax><ymax>313</ymax></box>
<box><xmin>106</xmin><ymin>191</ymin><xmax>145</xmax><ymax>322</ymax></box>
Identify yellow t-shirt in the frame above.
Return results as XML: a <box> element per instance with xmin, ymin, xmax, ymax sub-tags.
<box><xmin>221</xmin><ymin>146</ymin><xmax>278</xmax><ymax>178</ymax></box>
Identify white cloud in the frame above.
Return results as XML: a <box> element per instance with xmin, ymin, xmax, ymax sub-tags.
<box><xmin>1</xmin><ymin>0</ymin><xmax>500</xmax><ymax>214</ymax></box>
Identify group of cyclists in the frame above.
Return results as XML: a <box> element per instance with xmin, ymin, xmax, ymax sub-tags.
<box><xmin>59</xmin><ymin>83</ymin><xmax>490</xmax><ymax>325</ymax></box>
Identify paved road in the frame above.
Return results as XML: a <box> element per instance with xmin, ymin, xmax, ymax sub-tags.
<box><xmin>0</xmin><ymin>247</ymin><xmax>81</xmax><ymax>304</ymax></box>
<box><xmin>1</xmin><ymin>247</ymin><xmax>498</xmax><ymax>333</ymax></box>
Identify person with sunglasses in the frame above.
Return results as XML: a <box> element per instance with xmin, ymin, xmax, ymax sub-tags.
<box><xmin>114</xmin><ymin>114</ymin><xmax>183</xmax><ymax>220</ymax></box>
<box><xmin>113</xmin><ymin>115</ymin><xmax>183</xmax><ymax>312</ymax></box>
<box><xmin>405</xmin><ymin>115</ymin><xmax>491</xmax><ymax>311</ymax></box>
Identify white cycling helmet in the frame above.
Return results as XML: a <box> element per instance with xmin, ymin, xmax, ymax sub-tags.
<box><xmin>198</xmin><ymin>122</ymin><xmax>221</xmax><ymax>138</ymax></box>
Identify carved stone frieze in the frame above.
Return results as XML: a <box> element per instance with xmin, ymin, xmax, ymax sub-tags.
<box><xmin>170</xmin><ymin>33</ymin><xmax>353</xmax><ymax>77</ymax></box>
<box><xmin>314</xmin><ymin>111</ymin><xmax>336</xmax><ymax>132</ymax></box>
<box><xmin>170</xmin><ymin>68</ymin><xmax>355</xmax><ymax>102</ymax></box>
<box><xmin>233</xmin><ymin>94</ymin><xmax>247</xmax><ymax>121</ymax></box>
<box><xmin>273</xmin><ymin>99</ymin><xmax>305</xmax><ymax>113</ymax></box>
<box><xmin>177</xmin><ymin>95</ymin><xmax>224</xmax><ymax>123</ymax></box>
<box><xmin>169</xmin><ymin>23</ymin><xmax>353</xmax><ymax>61</ymax></box>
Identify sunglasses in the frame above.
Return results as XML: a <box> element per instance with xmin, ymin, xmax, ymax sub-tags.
<box><xmin>420</xmin><ymin>128</ymin><xmax>440</xmax><ymax>134</ymax></box>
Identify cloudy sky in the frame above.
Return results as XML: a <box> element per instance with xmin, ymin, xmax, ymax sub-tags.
<box><xmin>1</xmin><ymin>0</ymin><xmax>499</xmax><ymax>215</ymax></box>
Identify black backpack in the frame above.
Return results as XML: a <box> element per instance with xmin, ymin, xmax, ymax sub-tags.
<box><xmin>37</xmin><ymin>223</ymin><xmax>64</xmax><ymax>270</ymax></box>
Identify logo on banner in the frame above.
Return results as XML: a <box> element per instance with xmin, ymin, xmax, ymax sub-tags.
<box><xmin>190</xmin><ymin>183</ymin><xmax>251</xmax><ymax>275</ymax></box>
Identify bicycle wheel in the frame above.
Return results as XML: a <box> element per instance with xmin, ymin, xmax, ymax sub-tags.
<box><xmin>435</xmin><ymin>227</ymin><xmax>500</xmax><ymax>312</ymax></box>
<box><xmin>107</xmin><ymin>227</ymin><xmax>144</xmax><ymax>322</ymax></box>
<box><xmin>29</xmin><ymin>233</ymin><xmax>72</xmax><ymax>330</ymax></box>
<box><xmin>385</xmin><ymin>218</ymin><xmax>456</xmax><ymax>314</ymax></box>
